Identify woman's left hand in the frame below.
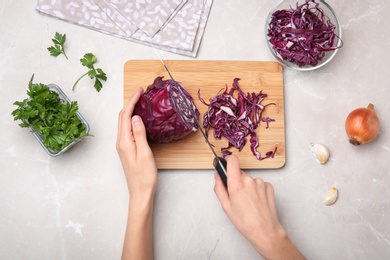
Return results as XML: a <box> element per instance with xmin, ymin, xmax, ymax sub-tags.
<box><xmin>116</xmin><ymin>87</ymin><xmax>158</xmax><ymax>200</ymax></box>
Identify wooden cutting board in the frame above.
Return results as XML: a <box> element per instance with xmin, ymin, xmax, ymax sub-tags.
<box><xmin>124</xmin><ymin>60</ymin><xmax>285</xmax><ymax>169</ymax></box>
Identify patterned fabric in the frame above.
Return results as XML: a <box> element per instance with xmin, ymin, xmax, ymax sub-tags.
<box><xmin>36</xmin><ymin>0</ymin><xmax>213</xmax><ymax>57</ymax></box>
<box><xmin>106</xmin><ymin>0</ymin><xmax>186</xmax><ymax>37</ymax></box>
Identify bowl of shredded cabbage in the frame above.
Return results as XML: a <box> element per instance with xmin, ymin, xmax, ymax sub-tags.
<box><xmin>265</xmin><ymin>0</ymin><xmax>343</xmax><ymax>71</ymax></box>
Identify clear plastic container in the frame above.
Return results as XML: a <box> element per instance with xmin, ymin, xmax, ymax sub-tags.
<box><xmin>23</xmin><ymin>84</ymin><xmax>90</xmax><ymax>157</ymax></box>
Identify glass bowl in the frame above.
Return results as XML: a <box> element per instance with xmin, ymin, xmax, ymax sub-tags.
<box><xmin>265</xmin><ymin>0</ymin><xmax>343</xmax><ymax>71</ymax></box>
<box><xmin>23</xmin><ymin>84</ymin><xmax>90</xmax><ymax>157</ymax></box>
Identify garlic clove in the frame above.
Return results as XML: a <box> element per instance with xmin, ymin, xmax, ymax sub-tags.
<box><xmin>325</xmin><ymin>187</ymin><xmax>338</xmax><ymax>206</ymax></box>
<box><xmin>311</xmin><ymin>143</ymin><xmax>330</xmax><ymax>164</ymax></box>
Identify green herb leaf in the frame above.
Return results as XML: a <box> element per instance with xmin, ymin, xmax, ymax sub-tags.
<box><xmin>88</xmin><ymin>69</ymin><xmax>96</xmax><ymax>79</ymax></box>
<box><xmin>11</xmin><ymin>75</ymin><xmax>90</xmax><ymax>152</ymax></box>
<box><xmin>47</xmin><ymin>32</ymin><xmax>68</xmax><ymax>59</ymax></box>
<box><xmin>73</xmin><ymin>53</ymin><xmax>107</xmax><ymax>92</ymax></box>
<box><xmin>94</xmin><ymin>78</ymin><xmax>103</xmax><ymax>92</ymax></box>
<box><xmin>47</xmin><ymin>45</ymin><xmax>62</xmax><ymax>57</ymax></box>
<box><xmin>95</xmin><ymin>68</ymin><xmax>107</xmax><ymax>81</ymax></box>
<box><xmin>80</xmin><ymin>53</ymin><xmax>97</xmax><ymax>69</ymax></box>
<box><xmin>54</xmin><ymin>32</ymin><xmax>66</xmax><ymax>45</ymax></box>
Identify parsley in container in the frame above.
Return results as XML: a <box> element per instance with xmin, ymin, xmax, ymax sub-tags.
<box><xmin>12</xmin><ymin>75</ymin><xmax>90</xmax><ymax>157</ymax></box>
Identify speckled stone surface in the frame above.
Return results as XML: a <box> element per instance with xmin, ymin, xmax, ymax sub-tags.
<box><xmin>1</xmin><ymin>1</ymin><xmax>389</xmax><ymax>259</ymax></box>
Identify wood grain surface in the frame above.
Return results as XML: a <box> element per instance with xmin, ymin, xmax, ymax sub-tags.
<box><xmin>124</xmin><ymin>60</ymin><xmax>285</xmax><ymax>169</ymax></box>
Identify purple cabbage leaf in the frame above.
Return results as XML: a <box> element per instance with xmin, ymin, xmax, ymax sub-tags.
<box><xmin>134</xmin><ymin>76</ymin><xmax>199</xmax><ymax>143</ymax></box>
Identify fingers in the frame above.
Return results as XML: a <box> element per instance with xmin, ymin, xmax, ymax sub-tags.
<box><xmin>117</xmin><ymin>87</ymin><xmax>144</xmax><ymax>151</ymax></box>
<box><xmin>214</xmin><ymin>155</ymin><xmax>242</xmax><ymax>210</ymax></box>
<box><xmin>224</xmin><ymin>155</ymin><xmax>242</xmax><ymax>185</ymax></box>
<box><xmin>132</xmin><ymin>115</ymin><xmax>146</xmax><ymax>140</ymax></box>
<box><xmin>264</xmin><ymin>182</ymin><xmax>278</xmax><ymax>218</ymax></box>
<box><xmin>254</xmin><ymin>179</ymin><xmax>278</xmax><ymax>218</ymax></box>
<box><xmin>121</xmin><ymin>87</ymin><xmax>144</xmax><ymax>134</ymax></box>
<box><xmin>214</xmin><ymin>172</ymin><xmax>230</xmax><ymax>209</ymax></box>
<box><xmin>132</xmin><ymin>115</ymin><xmax>152</xmax><ymax>159</ymax></box>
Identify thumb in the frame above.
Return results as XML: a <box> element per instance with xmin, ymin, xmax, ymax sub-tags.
<box><xmin>131</xmin><ymin>115</ymin><xmax>149</xmax><ymax>150</ymax></box>
<box><xmin>214</xmin><ymin>172</ymin><xmax>230</xmax><ymax>209</ymax></box>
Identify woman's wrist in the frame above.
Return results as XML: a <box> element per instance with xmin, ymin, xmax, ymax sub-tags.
<box><xmin>247</xmin><ymin>225</ymin><xmax>304</xmax><ymax>260</ymax></box>
<box><xmin>129</xmin><ymin>190</ymin><xmax>155</xmax><ymax>213</ymax></box>
<box><xmin>124</xmin><ymin>189</ymin><xmax>155</xmax><ymax>260</ymax></box>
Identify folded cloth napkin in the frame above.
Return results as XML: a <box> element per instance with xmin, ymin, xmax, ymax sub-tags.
<box><xmin>36</xmin><ymin>0</ymin><xmax>213</xmax><ymax>57</ymax></box>
<box><xmin>106</xmin><ymin>0</ymin><xmax>187</xmax><ymax>38</ymax></box>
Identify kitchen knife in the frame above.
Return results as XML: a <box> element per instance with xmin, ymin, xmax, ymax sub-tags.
<box><xmin>150</xmin><ymin>44</ymin><xmax>228</xmax><ymax>187</ymax></box>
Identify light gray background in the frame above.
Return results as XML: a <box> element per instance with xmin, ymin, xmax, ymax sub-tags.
<box><xmin>1</xmin><ymin>0</ymin><xmax>389</xmax><ymax>259</ymax></box>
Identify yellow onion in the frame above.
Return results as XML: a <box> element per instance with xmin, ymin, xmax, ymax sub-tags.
<box><xmin>345</xmin><ymin>103</ymin><xmax>380</xmax><ymax>145</ymax></box>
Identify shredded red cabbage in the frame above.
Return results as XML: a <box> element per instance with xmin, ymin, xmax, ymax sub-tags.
<box><xmin>199</xmin><ymin>78</ymin><xmax>276</xmax><ymax>160</ymax></box>
<box><xmin>267</xmin><ymin>0</ymin><xmax>342</xmax><ymax>67</ymax></box>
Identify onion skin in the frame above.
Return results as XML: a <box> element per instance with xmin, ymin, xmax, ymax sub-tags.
<box><xmin>345</xmin><ymin>104</ymin><xmax>380</xmax><ymax>145</ymax></box>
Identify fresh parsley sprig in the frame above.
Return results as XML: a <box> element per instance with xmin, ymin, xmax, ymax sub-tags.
<box><xmin>12</xmin><ymin>75</ymin><xmax>89</xmax><ymax>152</ymax></box>
<box><xmin>72</xmin><ymin>53</ymin><xmax>107</xmax><ymax>92</ymax></box>
<box><xmin>47</xmin><ymin>32</ymin><xmax>68</xmax><ymax>59</ymax></box>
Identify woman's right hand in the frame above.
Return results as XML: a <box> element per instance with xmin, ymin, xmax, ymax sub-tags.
<box><xmin>214</xmin><ymin>155</ymin><xmax>305</xmax><ymax>259</ymax></box>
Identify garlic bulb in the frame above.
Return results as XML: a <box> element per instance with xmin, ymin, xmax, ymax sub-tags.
<box><xmin>310</xmin><ymin>143</ymin><xmax>330</xmax><ymax>164</ymax></box>
<box><xmin>325</xmin><ymin>187</ymin><xmax>338</xmax><ymax>206</ymax></box>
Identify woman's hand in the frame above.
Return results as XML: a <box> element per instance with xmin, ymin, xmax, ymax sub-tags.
<box><xmin>214</xmin><ymin>155</ymin><xmax>304</xmax><ymax>259</ymax></box>
<box><xmin>116</xmin><ymin>87</ymin><xmax>157</xmax><ymax>200</ymax></box>
<box><xmin>117</xmin><ymin>87</ymin><xmax>157</xmax><ymax>260</ymax></box>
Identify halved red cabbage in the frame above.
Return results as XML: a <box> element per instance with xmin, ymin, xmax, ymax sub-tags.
<box><xmin>199</xmin><ymin>78</ymin><xmax>276</xmax><ymax>160</ymax></box>
<box><xmin>267</xmin><ymin>0</ymin><xmax>342</xmax><ymax>67</ymax></box>
<box><xmin>134</xmin><ymin>76</ymin><xmax>199</xmax><ymax>143</ymax></box>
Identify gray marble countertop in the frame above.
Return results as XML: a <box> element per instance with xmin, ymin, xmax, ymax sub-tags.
<box><xmin>1</xmin><ymin>1</ymin><xmax>389</xmax><ymax>259</ymax></box>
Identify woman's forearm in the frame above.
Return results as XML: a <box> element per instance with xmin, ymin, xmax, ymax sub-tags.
<box><xmin>122</xmin><ymin>195</ymin><xmax>155</xmax><ymax>260</ymax></box>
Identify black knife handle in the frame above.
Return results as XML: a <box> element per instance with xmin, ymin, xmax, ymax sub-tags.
<box><xmin>213</xmin><ymin>157</ymin><xmax>228</xmax><ymax>188</ymax></box>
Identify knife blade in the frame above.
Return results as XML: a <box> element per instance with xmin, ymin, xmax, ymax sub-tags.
<box><xmin>149</xmin><ymin>43</ymin><xmax>228</xmax><ymax>187</ymax></box>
